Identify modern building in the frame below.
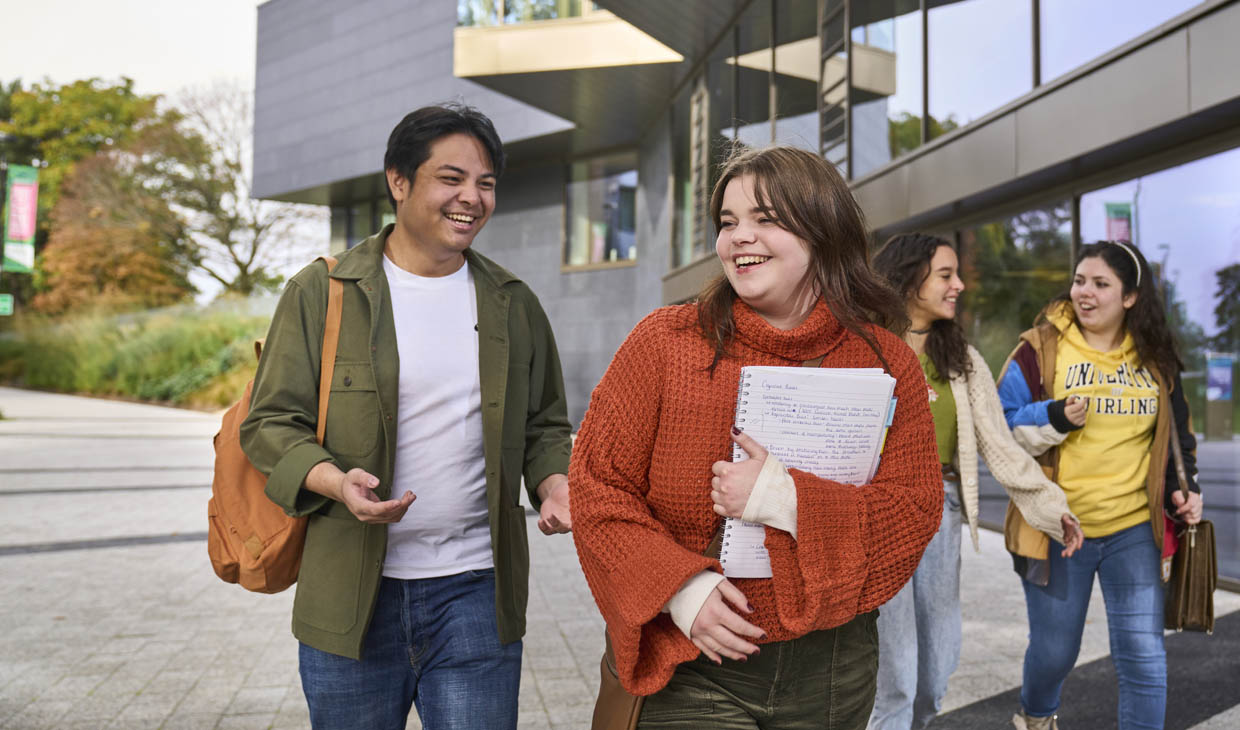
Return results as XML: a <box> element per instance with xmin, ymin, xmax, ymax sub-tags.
<box><xmin>253</xmin><ymin>0</ymin><xmax>1240</xmax><ymax>581</ymax></box>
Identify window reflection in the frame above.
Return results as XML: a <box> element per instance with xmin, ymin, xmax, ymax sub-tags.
<box><xmin>928</xmin><ymin>0</ymin><xmax>1031</xmax><ymax>139</ymax></box>
<box><xmin>958</xmin><ymin>200</ymin><xmax>1073</xmax><ymax>374</ymax></box>
<box><xmin>772</xmin><ymin>0</ymin><xmax>819</xmax><ymax>154</ymax></box>
<box><xmin>457</xmin><ymin>0</ymin><xmax>583</xmax><ymax>27</ymax></box>
<box><xmin>564</xmin><ymin>152</ymin><xmax>637</xmax><ymax>267</ymax></box>
<box><xmin>851</xmin><ymin>0</ymin><xmax>922</xmax><ymax>177</ymax></box>
<box><xmin>1040</xmin><ymin>0</ymin><xmax>1204</xmax><ymax>82</ymax></box>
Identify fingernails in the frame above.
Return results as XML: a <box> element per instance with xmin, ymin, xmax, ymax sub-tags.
<box><xmin>713</xmin><ymin>658</ymin><xmax>722</xmax><ymax>666</ymax></box>
<box><xmin>731</xmin><ymin>425</ymin><xmax>741</xmax><ymax>435</ymax></box>
<box><xmin>739</xmin><ymin>655</ymin><xmax>747</xmax><ymax>662</ymax></box>
<box><xmin>760</xmin><ymin>633</ymin><xmax>768</xmax><ymax>640</ymax></box>
<box><xmin>752</xmin><ymin>647</ymin><xmax>761</xmax><ymax>656</ymax></box>
<box><xmin>746</xmin><ymin>603</ymin><xmax>754</xmax><ymax>612</ymax></box>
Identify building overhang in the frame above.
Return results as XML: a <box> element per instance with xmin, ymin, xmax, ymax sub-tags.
<box><xmin>454</xmin><ymin>11</ymin><xmax>685</xmax><ymax>156</ymax></box>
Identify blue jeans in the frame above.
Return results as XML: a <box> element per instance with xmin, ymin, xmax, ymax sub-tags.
<box><xmin>299</xmin><ymin>569</ymin><xmax>522</xmax><ymax>730</ymax></box>
<box><xmin>869</xmin><ymin>481</ymin><xmax>962</xmax><ymax>730</ymax></box>
<box><xmin>1020</xmin><ymin>522</ymin><xmax>1165</xmax><ymax>729</ymax></box>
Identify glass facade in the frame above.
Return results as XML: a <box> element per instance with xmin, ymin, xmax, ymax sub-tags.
<box><xmin>1039</xmin><ymin>0</ymin><xmax>1204</xmax><ymax>82</ymax></box>
<box><xmin>458</xmin><ymin>0</ymin><xmax>584</xmax><ymax>27</ymax></box>
<box><xmin>671</xmin><ymin>0</ymin><xmax>825</xmax><ymax>269</ymax></box>
<box><xmin>564</xmin><ymin>152</ymin><xmax>638</xmax><ymax>267</ymax></box>
<box><xmin>927</xmin><ymin>0</ymin><xmax>1031</xmax><ymax>139</ymax></box>
<box><xmin>850</xmin><ymin>0</ymin><xmax>922</xmax><ymax>177</ymax></box>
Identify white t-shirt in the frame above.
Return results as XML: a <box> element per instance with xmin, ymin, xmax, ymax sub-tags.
<box><xmin>381</xmin><ymin>255</ymin><xmax>493</xmax><ymax>579</ymax></box>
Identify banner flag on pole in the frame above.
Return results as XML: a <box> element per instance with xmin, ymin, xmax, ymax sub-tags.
<box><xmin>3</xmin><ymin>164</ymin><xmax>39</xmax><ymax>273</ymax></box>
<box><xmin>1104</xmin><ymin>202</ymin><xmax>1132</xmax><ymax>243</ymax></box>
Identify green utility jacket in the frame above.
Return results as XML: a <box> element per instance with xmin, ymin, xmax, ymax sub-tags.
<box><xmin>240</xmin><ymin>224</ymin><xmax>572</xmax><ymax>659</ymax></box>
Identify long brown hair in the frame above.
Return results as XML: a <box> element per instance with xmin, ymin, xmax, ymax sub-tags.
<box><xmin>697</xmin><ymin>145</ymin><xmax>907</xmax><ymax>371</ymax></box>
<box><xmin>872</xmin><ymin>232</ymin><xmax>972</xmax><ymax>379</ymax></box>
<box><xmin>1046</xmin><ymin>240</ymin><xmax>1183</xmax><ymax>380</ymax></box>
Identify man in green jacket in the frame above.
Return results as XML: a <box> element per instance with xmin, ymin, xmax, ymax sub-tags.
<box><xmin>240</xmin><ymin>104</ymin><xmax>572</xmax><ymax>730</ymax></box>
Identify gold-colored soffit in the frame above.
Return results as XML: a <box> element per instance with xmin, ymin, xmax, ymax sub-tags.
<box><xmin>454</xmin><ymin>11</ymin><xmax>683</xmax><ymax>77</ymax></box>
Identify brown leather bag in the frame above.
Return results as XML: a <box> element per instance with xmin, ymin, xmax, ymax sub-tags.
<box><xmin>592</xmin><ymin>634</ymin><xmax>645</xmax><ymax>730</ymax></box>
<box><xmin>1163</xmin><ymin>423</ymin><xmax>1216</xmax><ymax>633</ymax></box>
<box><xmin>207</xmin><ymin>256</ymin><xmax>344</xmax><ymax>593</ymax></box>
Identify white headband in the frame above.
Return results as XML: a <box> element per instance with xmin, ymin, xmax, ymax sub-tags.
<box><xmin>1112</xmin><ymin>240</ymin><xmax>1142</xmax><ymax>288</ymax></box>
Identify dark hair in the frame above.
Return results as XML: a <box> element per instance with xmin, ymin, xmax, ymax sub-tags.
<box><xmin>383</xmin><ymin>103</ymin><xmax>506</xmax><ymax>212</ymax></box>
<box><xmin>1047</xmin><ymin>240</ymin><xmax>1182</xmax><ymax>380</ymax></box>
<box><xmin>873</xmin><ymin>232</ymin><xmax>972</xmax><ymax>379</ymax></box>
<box><xmin>698</xmin><ymin>145</ymin><xmax>907</xmax><ymax>371</ymax></box>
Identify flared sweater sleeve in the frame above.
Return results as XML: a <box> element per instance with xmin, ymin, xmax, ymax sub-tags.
<box><xmin>570</xmin><ymin>311</ymin><xmax>718</xmax><ymax>694</ymax></box>
<box><xmin>964</xmin><ymin>346</ymin><xmax>1074</xmax><ymax>540</ymax></box>
<box><xmin>760</xmin><ymin>330</ymin><xmax>944</xmax><ymax>634</ymax></box>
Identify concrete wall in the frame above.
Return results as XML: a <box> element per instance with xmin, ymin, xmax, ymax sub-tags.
<box><xmin>253</xmin><ymin>0</ymin><xmax>570</xmax><ymax>203</ymax></box>
<box><xmin>468</xmin><ymin>112</ymin><xmax>672</xmax><ymax>427</ymax></box>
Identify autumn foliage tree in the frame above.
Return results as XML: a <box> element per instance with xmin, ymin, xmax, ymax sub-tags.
<box><xmin>33</xmin><ymin>128</ymin><xmax>198</xmax><ymax>314</ymax></box>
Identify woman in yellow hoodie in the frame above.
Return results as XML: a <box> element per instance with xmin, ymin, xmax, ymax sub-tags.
<box><xmin>997</xmin><ymin>241</ymin><xmax>1203</xmax><ymax>730</ymax></box>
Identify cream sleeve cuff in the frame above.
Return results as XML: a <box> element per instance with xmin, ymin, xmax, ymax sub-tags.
<box><xmin>663</xmin><ymin>570</ymin><xmax>726</xmax><ymax>638</ymax></box>
<box><xmin>741</xmin><ymin>454</ymin><xmax>798</xmax><ymax>539</ymax></box>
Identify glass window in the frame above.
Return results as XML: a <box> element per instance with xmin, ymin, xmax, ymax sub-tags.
<box><xmin>458</xmin><ymin>0</ymin><xmax>501</xmax><ymax>27</ymax></box>
<box><xmin>1040</xmin><ymin>0</ymin><xmax>1204</xmax><ymax>82</ymax></box>
<box><xmin>729</xmin><ymin>0</ymin><xmax>773</xmax><ymax>148</ymax></box>
<box><xmin>927</xmin><ymin>0</ymin><xmax>1031</xmax><ymax>140</ymax></box>
<box><xmin>564</xmin><ymin>152</ymin><xmax>638</xmax><ymax>268</ymax></box>
<box><xmin>772</xmin><ymin>0</ymin><xmax>819</xmax><ymax>154</ymax></box>
<box><xmin>458</xmin><ymin>0</ymin><xmax>583</xmax><ymax>27</ymax></box>
<box><xmin>851</xmin><ymin>0</ymin><xmax>922</xmax><ymax>177</ymax></box>
<box><xmin>504</xmin><ymin>0</ymin><xmax>581</xmax><ymax>23</ymax></box>
<box><xmin>957</xmin><ymin>200</ymin><xmax>1074</xmax><ymax>374</ymax></box>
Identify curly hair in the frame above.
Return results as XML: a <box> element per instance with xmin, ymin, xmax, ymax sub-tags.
<box><xmin>1046</xmin><ymin>240</ymin><xmax>1183</xmax><ymax>380</ymax></box>
<box><xmin>872</xmin><ymin>232</ymin><xmax>972</xmax><ymax>379</ymax></box>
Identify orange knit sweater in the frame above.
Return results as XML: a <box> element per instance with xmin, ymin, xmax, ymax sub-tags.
<box><xmin>569</xmin><ymin>298</ymin><xmax>942</xmax><ymax>696</ymax></box>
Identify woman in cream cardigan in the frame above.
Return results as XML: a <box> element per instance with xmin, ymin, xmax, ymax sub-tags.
<box><xmin>867</xmin><ymin>233</ymin><xmax>1083</xmax><ymax>730</ymax></box>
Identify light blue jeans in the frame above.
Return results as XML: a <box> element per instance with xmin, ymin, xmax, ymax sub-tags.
<box><xmin>1020</xmin><ymin>522</ymin><xmax>1165</xmax><ymax>729</ymax></box>
<box><xmin>298</xmin><ymin>569</ymin><xmax>522</xmax><ymax>730</ymax></box>
<box><xmin>868</xmin><ymin>481</ymin><xmax>962</xmax><ymax>730</ymax></box>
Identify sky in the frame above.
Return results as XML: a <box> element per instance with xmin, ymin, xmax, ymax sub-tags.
<box><xmin>0</xmin><ymin>0</ymin><xmax>330</xmax><ymax>300</ymax></box>
<box><xmin>0</xmin><ymin>0</ymin><xmax>261</xmax><ymax>98</ymax></box>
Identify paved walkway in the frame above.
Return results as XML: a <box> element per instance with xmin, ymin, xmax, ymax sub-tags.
<box><xmin>0</xmin><ymin>386</ymin><xmax>1236</xmax><ymax>729</ymax></box>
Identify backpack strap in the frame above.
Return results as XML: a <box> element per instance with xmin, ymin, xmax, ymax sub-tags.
<box><xmin>315</xmin><ymin>256</ymin><xmax>343</xmax><ymax>446</ymax></box>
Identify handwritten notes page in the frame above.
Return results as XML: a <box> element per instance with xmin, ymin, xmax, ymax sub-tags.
<box><xmin>719</xmin><ymin>367</ymin><xmax>896</xmax><ymax>578</ymax></box>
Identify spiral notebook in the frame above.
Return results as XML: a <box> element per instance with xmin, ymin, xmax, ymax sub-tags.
<box><xmin>719</xmin><ymin>366</ymin><xmax>898</xmax><ymax>578</ymax></box>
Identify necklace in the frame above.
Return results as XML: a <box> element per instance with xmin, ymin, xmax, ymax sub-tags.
<box><xmin>909</xmin><ymin>327</ymin><xmax>931</xmax><ymax>335</ymax></box>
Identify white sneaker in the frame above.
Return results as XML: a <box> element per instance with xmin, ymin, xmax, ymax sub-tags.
<box><xmin>1012</xmin><ymin>711</ymin><xmax>1059</xmax><ymax>730</ymax></box>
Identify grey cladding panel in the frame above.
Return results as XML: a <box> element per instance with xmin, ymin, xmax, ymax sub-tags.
<box><xmin>1015</xmin><ymin>30</ymin><xmax>1190</xmax><ymax>176</ymax></box>
<box><xmin>908</xmin><ymin>115</ymin><xmax>1017</xmax><ymax>215</ymax></box>
<box><xmin>852</xmin><ymin>164</ymin><xmax>911</xmax><ymax>233</ymax></box>
<box><xmin>1189</xmin><ymin>2</ymin><xmax>1240</xmax><ymax>112</ymax></box>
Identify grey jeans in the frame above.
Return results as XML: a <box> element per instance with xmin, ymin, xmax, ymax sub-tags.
<box><xmin>868</xmin><ymin>481</ymin><xmax>963</xmax><ymax>730</ymax></box>
<box><xmin>638</xmin><ymin>612</ymin><xmax>880</xmax><ymax>730</ymax></box>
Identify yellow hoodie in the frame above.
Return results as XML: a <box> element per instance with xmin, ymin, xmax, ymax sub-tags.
<box><xmin>1049</xmin><ymin>307</ymin><xmax>1159</xmax><ymax>537</ymax></box>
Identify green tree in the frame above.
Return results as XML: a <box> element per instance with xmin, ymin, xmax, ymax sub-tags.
<box><xmin>888</xmin><ymin>112</ymin><xmax>960</xmax><ymax>158</ymax></box>
<box><xmin>32</xmin><ymin>126</ymin><xmax>198</xmax><ymax>314</ymax></box>
<box><xmin>1210</xmin><ymin>263</ymin><xmax>1240</xmax><ymax>353</ymax></box>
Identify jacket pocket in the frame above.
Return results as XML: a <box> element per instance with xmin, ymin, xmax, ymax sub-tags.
<box><xmin>324</xmin><ymin>361</ymin><xmax>380</xmax><ymax>459</ymax></box>
<box><xmin>294</xmin><ymin>515</ymin><xmax>364</xmax><ymax>633</ymax></box>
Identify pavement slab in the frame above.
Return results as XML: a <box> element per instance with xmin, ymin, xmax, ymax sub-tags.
<box><xmin>1</xmin><ymin>386</ymin><xmax>1236</xmax><ymax>729</ymax></box>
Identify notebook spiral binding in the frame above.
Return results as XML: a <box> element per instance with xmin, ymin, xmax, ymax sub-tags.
<box><xmin>721</xmin><ymin>371</ymin><xmax>753</xmax><ymax>570</ymax></box>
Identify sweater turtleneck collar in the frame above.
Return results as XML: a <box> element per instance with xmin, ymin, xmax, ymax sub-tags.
<box><xmin>732</xmin><ymin>297</ymin><xmax>844</xmax><ymax>361</ymax></box>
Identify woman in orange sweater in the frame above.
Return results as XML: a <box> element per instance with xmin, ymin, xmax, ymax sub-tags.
<box><xmin>570</xmin><ymin>146</ymin><xmax>944</xmax><ymax>728</ymax></box>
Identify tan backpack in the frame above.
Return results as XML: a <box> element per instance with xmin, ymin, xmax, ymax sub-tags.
<box><xmin>207</xmin><ymin>256</ymin><xmax>343</xmax><ymax>593</ymax></box>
